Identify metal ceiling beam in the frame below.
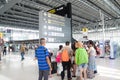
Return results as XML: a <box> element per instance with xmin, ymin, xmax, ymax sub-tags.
<box><xmin>111</xmin><ymin>0</ymin><xmax>120</xmax><ymax>11</ymax></box>
<box><xmin>72</xmin><ymin>13</ymin><xmax>95</xmax><ymax>22</ymax></box>
<box><xmin>0</xmin><ymin>20</ymin><xmax>38</xmax><ymax>28</ymax></box>
<box><xmin>11</xmin><ymin>7</ymin><xmax>38</xmax><ymax>16</ymax></box>
<box><xmin>1</xmin><ymin>15</ymin><xmax>38</xmax><ymax>23</ymax></box>
<box><xmin>0</xmin><ymin>22</ymin><xmax>37</xmax><ymax>29</ymax></box>
<box><xmin>50</xmin><ymin>0</ymin><xmax>96</xmax><ymax>22</ymax></box>
<box><xmin>72</xmin><ymin>19</ymin><xmax>87</xmax><ymax>24</ymax></box>
<box><xmin>13</xmin><ymin>4</ymin><xmax>39</xmax><ymax>15</ymax></box>
<box><xmin>8</xmin><ymin>10</ymin><xmax>38</xmax><ymax>19</ymax></box>
<box><xmin>16</xmin><ymin>3</ymin><xmax>40</xmax><ymax>11</ymax></box>
<box><xmin>58</xmin><ymin>0</ymin><xmax>99</xmax><ymax>20</ymax></box>
<box><xmin>72</xmin><ymin>15</ymin><xmax>89</xmax><ymax>24</ymax></box>
<box><xmin>22</xmin><ymin>0</ymin><xmax>95</xmax><ymax>24</ymax></box>
<box><xmin>87</xmin><ymin>0</ymin><xmax>116</xmax><ymax>18</ymax></box>
<box><xmin>21</xmin><ymin>0</ymin><xmax>49</xmax><ymax>11</ymax></box>
<box><xmin>0</xmin><ymin>22</ymin><xmax>38</xmax><ymax>30</ymax></box>
<box><xmin>72</xmin><ymin>21</ymin><xmax>79</xmax><ymax>26</ymax></box>
<box><xmin>2</xmin><ymin>13</ymin><xmax>38</xmax><ymax>22</ymax></box>
<box><xmin>0</xmin><ymin>18</ymin><xmax>38</xmax><ymax>27</ymax></box>
<box><xmin>72</xmin><ymin>9</ymin><xmax>97</xmax><ymax>22</ymax></box>
<box><xmin>0</xmin><ymin>0</ymin><xmax>22</xmax><ymax>15</ymax></box>
<box><xmin>16</xmin><ymin>0</ymin><xmax>88</xmax><ymax>23</ymax></box>
<box><xmin>72</xmin><ymin>2</ymin><xmax>99</xmax><ymax>20</ymax></box>
<box><xmin>13</xmin><ymin>3</ymin><xmax>87</xmax><ymax>23</ymax></box>
<box><xmin>16</xmin><ymin>0</ymin><xmax>94</xmax><ymax>22</ymax></box>
<box><xmin>34</xmin><ymin>0</ymin><xmax>53</xmax><ymax>8</ymax></box>
<box><xmin>103</xmin><ymin>0</ymin><xmax>120</xmax><ymax>16</ymax></box>
<box><xmin>0</xmin><ymin>17</ymin><xmax>38</xmax><ymax>25</ymax></box>
<box><xmin>0</xmin><ymin>0</ymin><xmax>8</xmax><ymax>4</ymax></box>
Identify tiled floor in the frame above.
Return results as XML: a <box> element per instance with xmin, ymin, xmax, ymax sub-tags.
<box><xmin>0</xmin><ymin>53</ymin><xmax>120</xmax><ymax>80</ymax></box>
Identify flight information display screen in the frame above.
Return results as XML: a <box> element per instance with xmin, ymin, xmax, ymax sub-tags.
<box><xmin>39</xmin><ymin>11</ymin><xmax>71</xmax><ymax>43</ymax></box>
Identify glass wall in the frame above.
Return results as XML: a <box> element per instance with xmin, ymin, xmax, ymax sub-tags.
<box><xmin>73</xmin><ymin>29</ymin><xmax>120</xmax><ymax>41</ymax></box>
<box><xmin>0</xmin><ymin>26</ymin><xmax>39</xmax><ymax>41</ymax></box>
<box><xmin>12</xmin><ymin>31</ymin><xmax>39</xmax><ymax>40</ymax></box>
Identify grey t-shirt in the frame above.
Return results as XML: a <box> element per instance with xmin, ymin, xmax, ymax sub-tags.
<box><xmin>89</xmin><ymin>47</ymin><xmax>96</xmax><ymax>56</ymax></box>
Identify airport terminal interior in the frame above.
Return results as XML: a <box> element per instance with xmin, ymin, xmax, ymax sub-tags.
<box><xmin>0</xmin><ymin>0</ymin><xmax>120</xmax><ymax>80</ymax></box>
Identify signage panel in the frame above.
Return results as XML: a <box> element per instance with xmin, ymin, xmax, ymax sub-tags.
<box><xmin>39</xmin><ymin>11</ymin><xmax>71</xmax><ymax>43</ymax></box>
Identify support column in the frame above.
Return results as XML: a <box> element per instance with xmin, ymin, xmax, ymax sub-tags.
<box><xmin>99</xmin><ymin>10</ymin><xmax>105</xmax><ymax>41</ymax></box>
<box><xmin>99</xmin><ymin>10</ymin><xmax>105</xmax><ymax>58</ymax></box>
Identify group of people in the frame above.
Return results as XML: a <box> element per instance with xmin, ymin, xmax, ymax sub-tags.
<box><xmin>56</xmin><ymin>40</ymin><xmax>97</xmax><ymax>80</ymax></box>
<box><xmin>35</xmin><ymin>38</ymin><xmax>98</xmax><ymax>80</ymax></box>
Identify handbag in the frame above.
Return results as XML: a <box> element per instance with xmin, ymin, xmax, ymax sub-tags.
<box><xmin>57</xmin><ymin>63</ymin><xmax>63</xmax><ymax>74</ymax></box>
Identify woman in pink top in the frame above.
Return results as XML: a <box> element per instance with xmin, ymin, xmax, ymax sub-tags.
<box><xmin>56</xmin><ymin>45</ymin><xmax>63</xmax><ymax>75</ymax></box>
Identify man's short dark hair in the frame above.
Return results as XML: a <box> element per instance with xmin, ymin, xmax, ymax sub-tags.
<box><xmin>40</xmin><ymin>38</ymin><xmax>45</xmax><ymax>44</ymax></box>
<box><xmin>65</xmin><ymin>41</ymin><xmax>70</xmax><ymax>45</ymax></box>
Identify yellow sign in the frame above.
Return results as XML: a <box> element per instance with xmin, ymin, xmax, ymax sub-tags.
<box><xmin>48</xmin><ymin>9</ymin><xmax>56</xmax><ymax>14</ymax></box>
<box><xmin>0</xmin><ymin>32</ymin><xmax>3</xmax><ymax>38</ymax></box>
<box><xmin>82</xmin><ymin>27</ymin><xmax>88</xmax><ymax>32</ymax></box>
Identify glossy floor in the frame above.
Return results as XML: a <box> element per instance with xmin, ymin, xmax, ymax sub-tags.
<box><xmin>0</xmin><ymin>53</ymin><xmax>120</xmax><ymax>80</ymax></box>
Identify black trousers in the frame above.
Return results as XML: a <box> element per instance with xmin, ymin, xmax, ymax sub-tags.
<box><xmin>61</xmin><ymin>60</ymin><xmax>71</xmax><ymax>80</ymax></box>
<box><xmin>3</xmin><ymin>50</ymin><xmax>6</xmax><ymax>56</ymax></box>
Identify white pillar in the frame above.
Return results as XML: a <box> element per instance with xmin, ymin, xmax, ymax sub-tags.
<box><xmin>39</xmin><ymin>11</ymin><xmax>44</xmax><ymax>44</ymax></box>
<box><xmin>99</xmin><ymin>10</ymin><xmax>105</xmax><ymax>41</ymax></box>
<box><xmin>99</xmin><ymin>10</ymin><xmax>105</xmax><ymax>57</ymax></box>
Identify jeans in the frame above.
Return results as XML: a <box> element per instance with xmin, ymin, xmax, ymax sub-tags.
<box><xmin>21</xmin><ymin>52</ymin><xmax>25</xmax><ymax>61</ymax></box>
<box><xmin>88</xmin><ymin>56</ymin><xmax>96</xmax><ymax>71</ymax></box>
<box><xmin>39</xmin><ymin>70</ymin><xmax>49</xmax><ymax>80</ymax></box>
<box><xmin>61</xmin><ymin>60</ymin><xmax>71</xmax><ymax>80</ymax></box>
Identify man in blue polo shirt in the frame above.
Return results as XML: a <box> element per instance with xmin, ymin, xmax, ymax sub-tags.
<box><xmin>35</xmin><ymin>38</ymin><xmax>52</xmax><ymax>80</ymax></box>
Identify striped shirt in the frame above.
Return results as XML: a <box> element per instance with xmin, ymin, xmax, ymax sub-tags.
<box><xmin>35</xmin><ymin>46</ymin><xmax>50</xmax><ymax>70</ymax></box>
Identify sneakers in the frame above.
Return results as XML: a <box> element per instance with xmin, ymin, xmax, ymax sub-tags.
<box><xmin>72</xmin><ymin>75</ymin><xmax>76</xmax><ymax>77</ymax></box>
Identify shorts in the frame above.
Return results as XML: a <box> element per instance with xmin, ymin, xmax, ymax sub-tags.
<box><xmin>79</xmin><ymin>63</ymin><xmax>88</xmax><ymax>69</ymax></box>
<box><xmin>76</xmin><ymin>63</ymin><xmax>87</xmax><ymax>76</ymax></box>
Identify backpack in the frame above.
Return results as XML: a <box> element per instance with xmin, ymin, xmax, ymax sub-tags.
<box><xmin>61</xmin><ymin>49</ymin><xmax>69</xmax><ymax>62</ymax></box>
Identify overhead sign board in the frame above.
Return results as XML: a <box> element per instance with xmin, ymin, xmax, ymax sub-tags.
<box><xmin>39</xmin><ymin>11</ymin><xmax>71</xmax><ymax>43</ymax></box>
<box><xmin>48</xmin><ymin>3</ymin><xmax>72</xmax><ymax>18</ymax></box>
<box><xmin>48</xmin><ymin>5</ymin><xmax>66</xmax><ymax>16</ymax></box>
